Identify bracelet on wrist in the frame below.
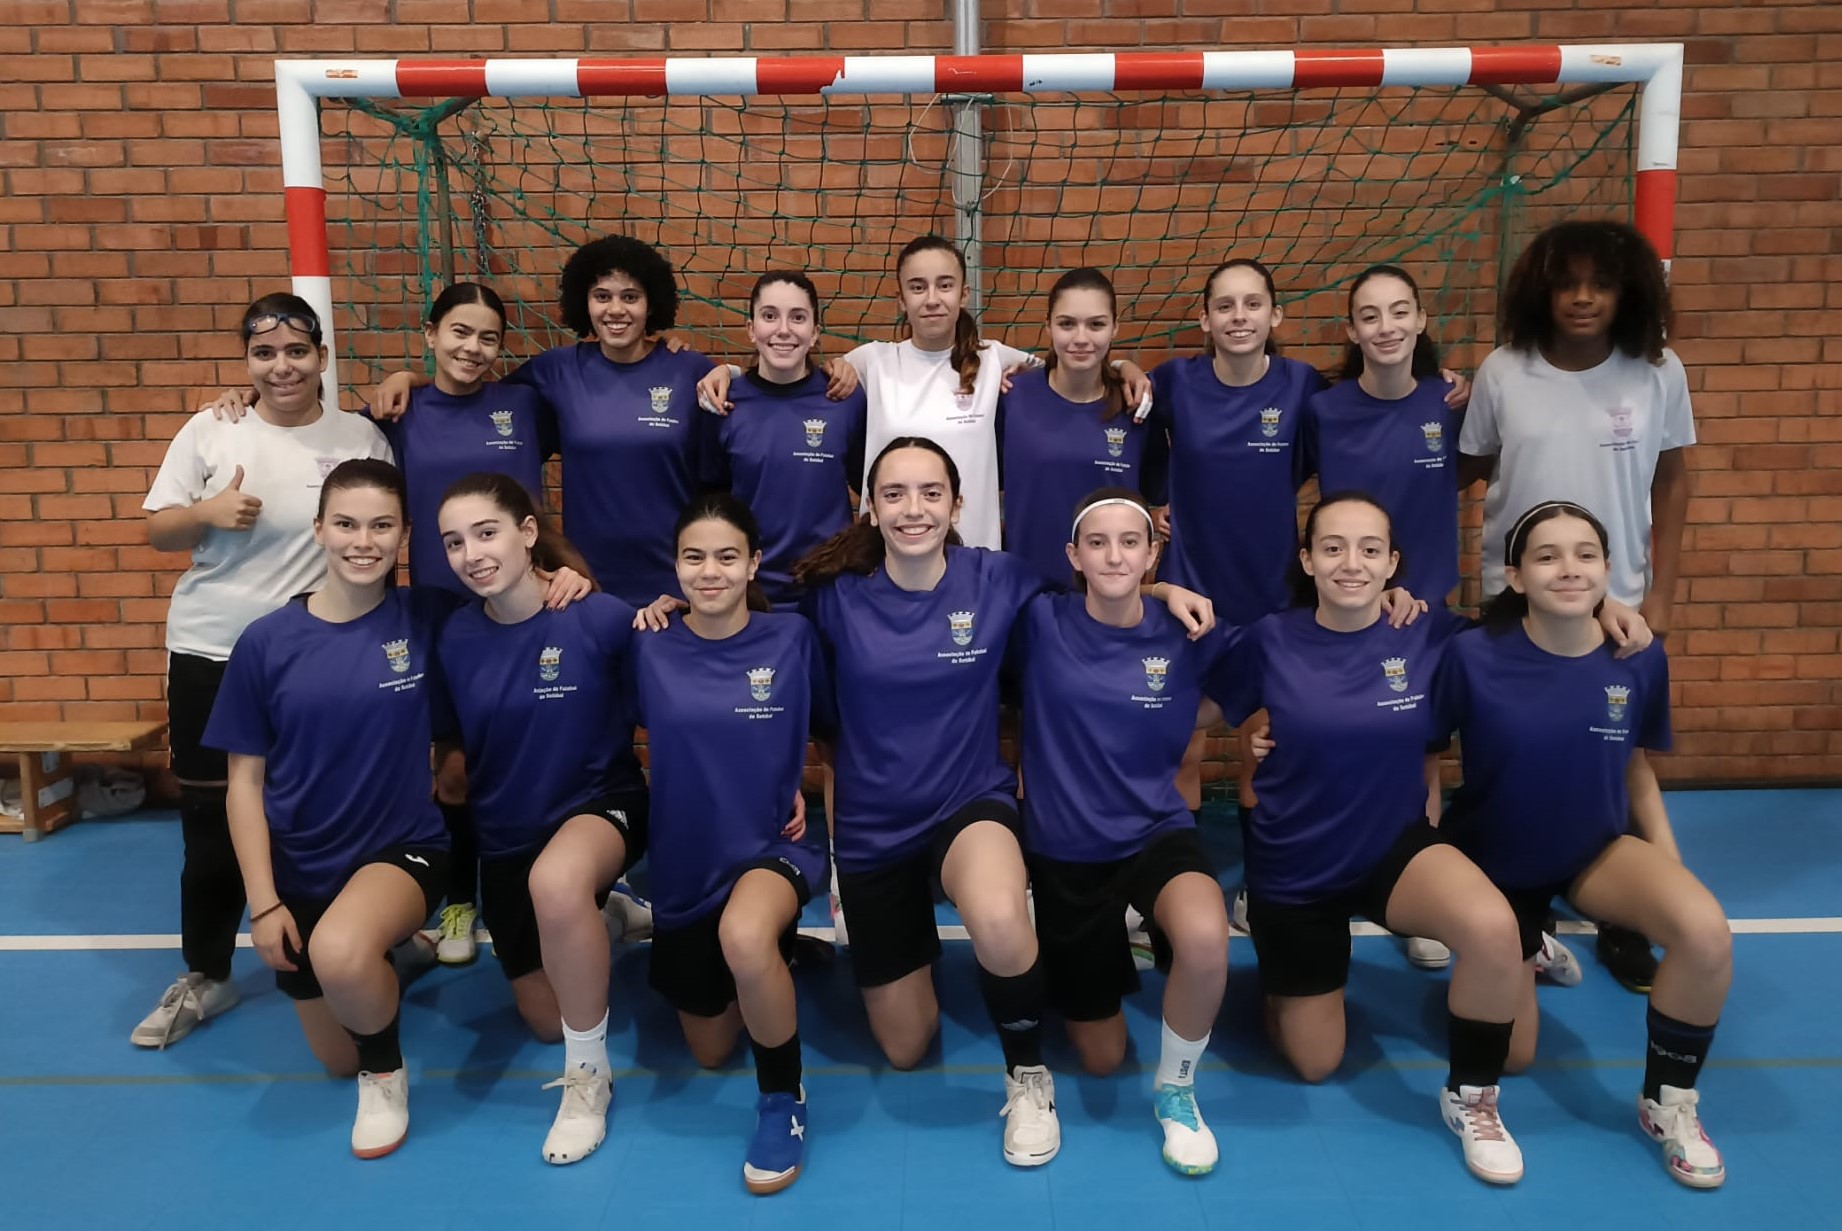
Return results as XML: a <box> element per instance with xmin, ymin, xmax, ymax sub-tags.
<box><xmin>250</xmin><ymin>901</ymin><xmax>284</xmax><ymax>924</ymax></box>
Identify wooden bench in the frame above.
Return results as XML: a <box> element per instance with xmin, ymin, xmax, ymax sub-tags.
<box><xmin>0</xmin><ymin>720</ymin><xmax>168</xmax><ymax>841</ymax></box>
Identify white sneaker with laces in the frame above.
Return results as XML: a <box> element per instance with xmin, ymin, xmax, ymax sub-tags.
<box><xmin>1638</xmin><ymin>1084</ymin><xmax>1725</xmax><ymax>1188</ymax></box>
<box><xmin>436</xmin><ymin>903</ymin><xmax>477</xmax><ymax>966</ymax></box>
<box><xmin>131</xmin><ymin>973</ymin><xmax>239</xmax><ymax>1049</ymax></box>
<box><xmin>1534</xmin><ymin>932</ymin><xmax>1583</xmax><ymax>986</ymax></box>
<box><xmin>999</xmin><ymin>1065</ymin><xmax>1060</xmax><ymax>1167</ymax></box>
<box><xmin>1406</xmin><ymin>937</ymin><xmax>1452</xmax><ymax>969</ymax></box>
<box><xmin>1230</xmin><ymin>887</ymin><xmax>1249</xmax><ymax>934</ymax></box>
<box><xmin>601</xmin><ymin>884</ymin><xmax>654</xmax><ymax>944</ymax></box>
<box><xmin>1440</xmin><ymin>1084</ymin><xmax>1524</xmax><ymax>1185</ymax></box>
<box><xmin>542</xmin><ymin>1067</ymin><xmax>614</xmax><ymax>1165</ymax></box>
<box><xmin>1154</xmin><ymin>1082</ymin><xmax>1219</xmax><ymax>1175</ymax></box>
<box><xmin>352</xmin><ymin>1067</ymin><xmax>410</xmax><ymax>1158</ymax></box>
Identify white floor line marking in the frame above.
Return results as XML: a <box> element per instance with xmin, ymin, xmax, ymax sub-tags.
<box><xmin>1</xmin><ymin>917</ymin><xmax>1838</xmax><ymax>952</ymax></box>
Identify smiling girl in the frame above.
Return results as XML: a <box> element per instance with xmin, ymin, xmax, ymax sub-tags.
<box><xmin>1433</xmin><ymin>502</ymin><xmax>1729</xmax><ymax>1189</ymax></box>
<box><xmin>631</xmin><ymin>493</ymin><xmax>828</xmax><ymax>1194</ymax></box>
<box><xmin>203</xmin><ymin>461</ymin><xmax>456</xmax><ymax>1159</ymax></box>
<box><xmin>1218</xmin><ymin>493</ymin><xmax>1528</xmax><ymax>1186</ymax></box>
<box><xmin>136</xmin><ymin>296</ymin><xmax>393</xmax><ymax>1051</ymax></box>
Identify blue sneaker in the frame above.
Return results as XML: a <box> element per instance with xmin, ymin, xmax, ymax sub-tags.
<box><xmin>1154</xmin><ymin>1083</ymin><xmax>1218</xmax><ymax>1176</ymax></box>
<box><xmin>744</xmin><ymin>1088</ymin><xmax>806</xmax><ymax>1194</ymax></box>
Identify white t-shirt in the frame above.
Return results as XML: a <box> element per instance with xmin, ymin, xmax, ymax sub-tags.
<box><xmin>845</xmin><ymin>337</ymin><xmax>1036</xmax><ymax>551</ymax></box>
<box><xmin>144</xmin><ymin>408</ymin><xmax>394</xmax><ymax>660</ymax></box>
<box><xmin>1460</xmin><ymin>345</ymin><xmax>1694</xmax><ymax>606</ymax></box>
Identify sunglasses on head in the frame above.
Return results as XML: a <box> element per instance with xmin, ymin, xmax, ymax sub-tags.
<box><xmin>243</xmin><ymin>312</ymin><xmax>321</xmax><ymax>339</ymax></box>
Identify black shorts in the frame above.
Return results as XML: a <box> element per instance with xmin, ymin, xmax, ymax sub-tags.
<box><xmin>1502</xmin><ymin>884</ymin><xmax>1570</xmax><ymax>962</ymax></box>
<box><xmin>275</xmin><ymin>844</ymin><xmax>449</xmax><ymax>1001</ymax></box>
<box><xmin>167</xmin><ymin>652</ymin><xmax>228</xmax><ymax>783</ymax></box>
<box><xmin>1029</xmin><ymin>826</ymin><xmax>1217</xmax><ymax>1023</ymax></box>
<box><xmin>480</xmin><ymin>789</ymin><xmax>649</xmax><ymax>982</ymax></box>
<box><xmin>1245</xmin><ymin>819</ymin><xmax>1449</xmax><ymax>999</ymax></box>
<box><xmin>648</xmin><ymin>857</ymin><xmax>811</xmax><ymax>1018</ymax></box>
<box><xmin>833</xmin><ymin>795</ymin><xmax>1023</xmax><ymax>989</ymax></box>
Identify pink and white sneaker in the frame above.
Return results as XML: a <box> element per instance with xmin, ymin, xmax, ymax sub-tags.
<box><xmin>1638</xmin><ymin>1085</ymin><xmax>1725</xmax><ymax>1189</ymax></box>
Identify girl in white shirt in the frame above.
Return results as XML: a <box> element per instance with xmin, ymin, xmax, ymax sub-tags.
<box><xmin>698</xmin><ymin>241</ymin><xmax>1151</xmax><ymax>550</ymax></box>
<box><xmin>135</xmin><ymin>295</ymin><xmax>395</xmax><ymax>1051</ymax></box>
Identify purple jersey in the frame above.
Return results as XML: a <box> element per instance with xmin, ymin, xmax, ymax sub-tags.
<box><xmin>631</xmin><ymin>613</ymin><xmax>832</xmax><ymax>929</ymax></box>
<box><xmin>805</xmin><ymin>546</ymin><xmax>1044</xmax><ymax>872</ymax></box>
<box><xmin>1435</xmin><ymin>625</ymin><xmax>1672</xmax><ymax>890</ymax></box>
<box><xmin>706</xmin><ymin>369</ymin><xmax>866</xmax><ymax>609</ymax></box>
<box><xmin>1149</xmin><ymin>354</ymin><xmax>1325</xmax><ymax>624</ymax></box>
<box><xmin>506</xmin><ymin>342</ymin><xmax>715</xmax><ymax>605</ymax></box>
<box><xmin>1218</xmin><ymin>605</ymin><xmax>1466</xmax><ymax>905</ymax></box>
<box><xmin>431</xmin><ymin>592</ymin><xmax>642</xmax><ymax>859</ymax></box>
<box><xmin>1018</xmin><ymin>592</ymin><xmax>1239</xmax><ymax>861</ymax></box>
<box><xmin>203</xmin><ymin>588</ymin><xmax>452</xmax><ymax>901</ymax></box>
<box><xmin>996</xmin><ymin>368</ymin><xmax>1161</xmax><ymax>587</ymax></box>
<box><xmin>376</xmin><ymin>382</ymin><xmax>552</xmax><ymax>593</ymax></box>
<box><xmin>1301</xmin><ymin>377</ymin><xmax>1461</xmax><ymax>603</ymax></box>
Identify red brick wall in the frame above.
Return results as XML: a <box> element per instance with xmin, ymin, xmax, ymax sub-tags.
<box><xmin>3</xmin><ymin>2</ymin><xmax>1837</xmax><ymax>788</ymax></box>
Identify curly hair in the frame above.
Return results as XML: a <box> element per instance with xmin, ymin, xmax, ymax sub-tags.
<box><xmin>558</xmin><ymin>236</ymin><xmax>680</xmax><ymax>339</ymax></box>
<box><xmin>1498</xmin><ymin>220</ymin><xmax>1672</xmax><ymax>365</ymax></box>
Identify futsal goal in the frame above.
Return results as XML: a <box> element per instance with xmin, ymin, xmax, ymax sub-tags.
<box><xmin>273</xmin><ymin>45</ymin><xmax>1682</xmax><ymax>409</ymax></box>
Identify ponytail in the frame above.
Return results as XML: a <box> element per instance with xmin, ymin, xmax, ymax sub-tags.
<box><xmin>439</xmin><ymin>472</ymin><xmax>597</xmax><ymax>590</ymax></box>
<box><xmin>949</xmin><ymin>308</ymin><xmax>981</xmax><ymax>396</ymax></box>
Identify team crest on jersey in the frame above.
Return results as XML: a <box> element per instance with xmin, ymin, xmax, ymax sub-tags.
<box><xmin>1604</xmin><ymin>684</ymin><xmax>1630</xmax><ymax>723</ymax></box>
<box><xmin>538</xmin><ymin>645</ymin><xmax>562</xmax><ymax>683</ymax></box>
<box><xmin>1142</xmin><ymin>656</ymin><xmax>1170</xmax><ymax>693</ymax></box>
<box><xmin>314</xmin><ymin>456</ymin><xmax>340</xmax><ymax>480</ymax></box>
<box><xmin>647</xmin><ymin>385</ymin><xmax>673</xmax><ymax>415</ymax></box>
<box><xmin>1607</xmin><ymin>404</ymin><xmax>1635</xmax><ymax>440</ymax></box>
<box><xmin>1104</xmin><ymin>425</ymin><xmax>1127</xmax><ymax>458</ymax></box>
<box><xmin>1381</xmin><ymin>656</ymin><xmax>1408</xmax><ymax>694</ymax></box>
<box><xmin>490</xmin><ymin>409</ymin><xmax>514</xmax><ymax>438</ymax></box>
<box><xmin>383</xmin><ymin>638</ymin><xmax>411</xmax><ymax>675</ymax></box>
<box><xmin>1258</xmin><ymin>406</ymin><xmax>1283</xmax><ymax>438</ymax></box>
<box><xmin>1421</xmin><ymin>421</ymin><xmax>1444</xmax><ymax>454</ymax></box>
<box><xmin>953</xmin><ymin>390</ymin><xmax>975</xmax><ymax>413</ymax></box>
<box><xmin>948</xmin><ymin>610</ymin><xmax>976</xmax><ymax>647</ymax></box>
<box><xmin>802</xmin><ymin>418</ymin><xmax>827</xmax><ymax>448</ymax></box>
<box><xmin>748</xmin><ymin>666</ymin><xmax>776</xmax><ymax>702</ymax></box>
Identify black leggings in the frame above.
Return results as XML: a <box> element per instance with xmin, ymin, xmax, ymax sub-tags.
<box><xmin>179</xmin><ymin>785</ymin><xmax>244</xmax><ymax>982</ymax></box>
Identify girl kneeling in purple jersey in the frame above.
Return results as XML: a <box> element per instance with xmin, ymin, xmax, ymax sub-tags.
<box><xmin>1017</xmin><ymin>488</ymin><xmax>1234</xmax><ymax>1175</ymax></box>
<box><xmin>1218</xmin><ymin>492</ymin><xmax>1528</xmax><ymax>1185</ymax></box>
<box><xmin>793</xmin><ymin>436</ymin><xmax>1213</xmax><ymax>1168</ymax></box>
<box><xmin>1433</xmin><ymin>502</ymin><xmax>1730</xmax><ymax>1189</ymax></box>
<box><xmin>433</xmin><ymin>472</ymin><xmax>645</xmax><ymax>1167</ymax></box>
<box><xmin>207</xmin><ymin>462</ymin><xmax>464</xmax><ymax>1159</ymax></box>
<box><xmin>633</xmin><ymin>494</ymin><xmax>827</xmax><ymax>1194</ymax></box>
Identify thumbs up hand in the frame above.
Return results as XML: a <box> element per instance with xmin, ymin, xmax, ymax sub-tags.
<box><xmin>201</xmin><ymin>465</ymin><xmax>263</xmax><ymax>531</ymax></box>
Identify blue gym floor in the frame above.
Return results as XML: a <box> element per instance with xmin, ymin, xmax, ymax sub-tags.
<box><xmin>2</xmin><ymin>790</ymin><xmax>1838</xmax><ymax>1230</ymax></box>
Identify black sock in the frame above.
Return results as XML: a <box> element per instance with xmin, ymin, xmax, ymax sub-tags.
<box><xmin>437</xmin><ymin>802</ymin><xmax>477</xmax><ymax>906</ymax></box>
<box><xmin>978</xmin><ymin>958</ymin><xmax>1045</xmax><ymax>1075</ymax></box>
<box><xmin>1644</xmin><ymin>1006</ymin><xmax>1716</xmax><ymax>1101</ymax></box>
<box><xmin>1446</xmin><ymin>1012</ymin><xmax>1513</xmax><ymax>1092</ymax></box>
<box><xmin>751</xmin><ymin>1031</ymin><xmax>803</xmax><ymax>1097</ymax></box>
<box><xmin>347</xmin><ymin>1012</ymin><xmax>403</xmax><ymax>1075</ymax></box>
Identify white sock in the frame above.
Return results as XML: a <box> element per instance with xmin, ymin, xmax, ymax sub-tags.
<box><xmin>562</xmin><ymin>1009</ymin><xmax>609</xmax><ymax>1075</ymax></box>
<box><xmin>1155</xmin><ymin>1018</ymin><xmax>1208</xmax><ymax>1089</ymax></box>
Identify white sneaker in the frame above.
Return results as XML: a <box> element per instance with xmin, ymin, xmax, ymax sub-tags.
<box><xmin>829</xmin><ymin>890</ymin><xmax>850</xmax><ymax>949</ymax></box>
<box><xmin>541</xmin><ymin>1067</ymin><xmax>614</xmax><ymax>1165</ymax></box>
<box><xmin>436</xmin><ymin>903</ymin><xmax>477</xmax><ymax>966</ymax></box>
<box><xmin>1534</xmin><ymin>932</ymin><xmax>1583</xmax><ymax>986</ymax></box>
<box><xmin>1230</xmin><ymin>887</ymin><xmax>1249</xmax><ymax>934</ymax></box>
<box><xmin>1406</xmin><ymin>937</ymin><xmax>1452</xmax><ymax>969</ymax></box>
<box><xmin>352</xmin><ymin>1067</ymin><xmax>410</xmax><ymax>1158</ymax></box>
<box><xmin>1440</xmin><ymin>1084</ymin><xmax>1524</xmax><ymax>1185</ymax></box>
<box><xmin>601</xmin><ymin>884</ymin><xmax>654</xmax><ymax>944</ymax></box>
<box><xmin>1638</xmin><ymin>1085</ymin><xmax>1725</xmax><ymax>1188</ymax></box>
<box><xmin>1154</xmin><ymin>1083</ymin><xmax>1219</xmax><ymax>1175</ymax></box>
<box><xmin>999</xmin><ymin>1065</ymin><xmax>1060</xmax><ymax>1167</ymax></box>
<box><xmin>131</xmin><ymin>973</ymin><xmax>239</xmax><ymax>1049</ymax></box>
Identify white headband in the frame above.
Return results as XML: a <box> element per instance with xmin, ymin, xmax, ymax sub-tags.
<box><xmin>1070</xmin><ymin>497</ymin><xmax>1154</xmax><ymax>543</ymax></box>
